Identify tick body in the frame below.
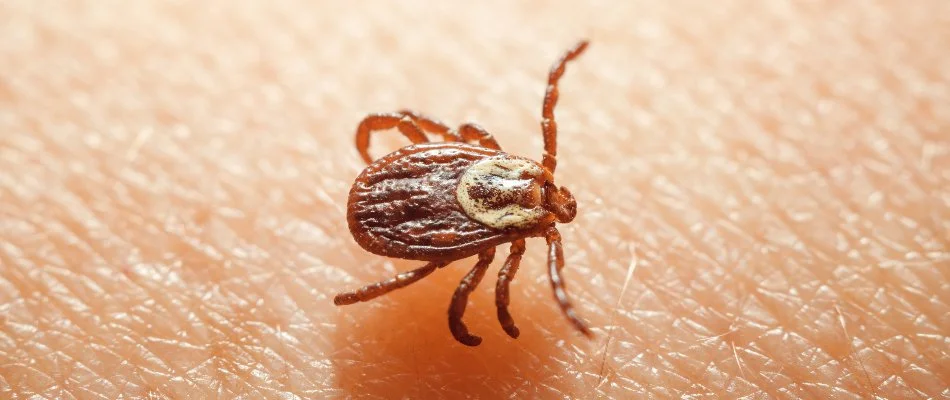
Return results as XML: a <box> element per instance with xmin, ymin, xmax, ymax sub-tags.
<box><xmin>335</xmin><ymin>41</ymin><xmax>592</xmax><ymax>346</ymax></box>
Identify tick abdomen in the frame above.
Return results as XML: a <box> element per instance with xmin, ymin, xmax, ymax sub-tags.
<box><xmin>347</xmin><ymin>142</ymin><xmax>539</xmax><ymax>261</ymax></box>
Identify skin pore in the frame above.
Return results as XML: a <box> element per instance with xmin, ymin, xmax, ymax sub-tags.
<box><xmin>1</xmin><ymin>1</ymin><xmax>948</xmax><ymax>398</ymax></box>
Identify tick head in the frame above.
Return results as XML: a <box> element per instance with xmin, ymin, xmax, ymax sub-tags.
<box><xmin>543</xmin><ymin>183</ymin><xmax>577</xmax><ymax>224</ymax></box>
<box><xmin>456</xmin><ymin>155</ymin><xmax>578</xmax><ymax>230</ymax></box>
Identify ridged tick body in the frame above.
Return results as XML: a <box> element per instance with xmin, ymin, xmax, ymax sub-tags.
<box><xmin>348</xmin><ymin>143</ymin><xmax>555</xmax><ymax>261</ymax></box>
<box><xmin>335</xmin><ymin>40</ymin><xmax>594</xmax><ymax>346</ymax></box>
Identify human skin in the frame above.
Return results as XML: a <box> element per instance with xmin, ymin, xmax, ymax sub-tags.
<box><xmin>1</xmin><ymin>0</ymin><xmax>948</xmax><ymax>398</ymax></box>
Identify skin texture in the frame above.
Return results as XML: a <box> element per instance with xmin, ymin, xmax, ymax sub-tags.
<box><xmin>1</xmin><ymin>0</ymin><xmax>948</xmax><ymax>398</ymax></box>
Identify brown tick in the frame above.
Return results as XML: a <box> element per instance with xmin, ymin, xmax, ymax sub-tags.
<box><xmin>334</xmin><ymin>41</ymin><xmax>592</xmax><ymax>346</ymax></box>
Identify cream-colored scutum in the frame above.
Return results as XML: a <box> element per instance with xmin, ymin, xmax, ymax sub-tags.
<box><xmin>456</xmin><ymin>157</ymin><xmax>547</xmax><ymax>229</ymax></box>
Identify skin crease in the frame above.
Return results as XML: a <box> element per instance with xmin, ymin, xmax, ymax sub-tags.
<box><xmin>0</xmin><ymin>0</ymin><xmax>948</xmax><ymax>398</ymax></box>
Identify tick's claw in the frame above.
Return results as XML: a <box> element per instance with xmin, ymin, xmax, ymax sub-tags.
<box><xmin>572</xmin><ymin>317</ymin><xmax>594</xmax><ymax>339</ymax></box>
<box><xmin>504</xmin><ymin>325</ymin><xmax>520</xmax><ymax>339</ymax></box>
<box><xmin>497</xmin><ymin>308</ymin><xmax>521</xmax><ymax>339</ymax></box>
<box><xmin>458</xmin><ymin>334</ymin><xmax>483</xmax><ymax>347</ymax></box>
<box><xmin>333</xmin><ymin>293</ymin><xmax>357</xmax><ymax>306</ymax></box>
<box><xmin>450</xmin><ymin>320</ymin><xmax>483</xmax><ymax>346</ymax></box>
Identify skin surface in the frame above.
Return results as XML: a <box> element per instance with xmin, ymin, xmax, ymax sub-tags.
<box><xmin>1</xmin><ymin>1</ymin><xmax>948</xmax><ymax>398</ymax></box>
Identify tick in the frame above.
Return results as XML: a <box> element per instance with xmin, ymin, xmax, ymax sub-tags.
<box><xmin>334</xmin><ymin>41</ymin><xmax>592</xmax><ymax>346</ymax></box>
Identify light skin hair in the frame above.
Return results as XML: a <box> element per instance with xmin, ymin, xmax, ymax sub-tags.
<box><xmin>1</xmin><ymin>1</ymin><xmax>947</xmax><ymax>398</ymax></box>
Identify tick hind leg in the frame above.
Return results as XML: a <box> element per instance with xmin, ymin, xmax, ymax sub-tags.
<box><xmin>449</xmin><ymin>248</ymin><xmax>496</xmax><ymax>346</ymax></box>
<box><xmin>334</xmin><ymin>261</ymin><xmax>447</xmax><ymax>305</ymax></box>
<box><xmin>495</xmin><ymin>239</ymin><xmax>526</xmax><ymax>338</ymax></box>
<box><xmin>545</xmin><ymin>226</ymin><xmax>593</xmax><ymax>337</ymax></box>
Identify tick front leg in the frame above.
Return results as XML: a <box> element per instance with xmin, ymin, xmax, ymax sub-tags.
<box><xmin>540</xmin><ymin>40</ymin><xmax>589</xmax><ymax>173</ymax></box>
<box><xmin>545</xmin><ymin>226</ymin><xmax>593</xmax><ymax>337</ymax></box>
<box><xmin>449</xmin><ymin>248</ymin><xmax>496</xmax><ymax>346</ymax></box>
<box><xmin>333</xmin><ymin>261</ymin><xmax>447</xmax><ymax>305</ymax></box>
<box><xmin>355</xmin><ymin>113</ymin><xmax>429</xmax><ymax>164</ymax></box>
<box><xmin>495</xmin><ymin>239</ymin><xmax>526</xmax><ymax>338</ymax></box>
<box><xmin>458</xmin><ymin>123</ymin><xmax>501</xmax><ymax>150</ymax></box>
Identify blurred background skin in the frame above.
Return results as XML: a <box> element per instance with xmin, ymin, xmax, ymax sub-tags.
<box><xmin>1</xmin><ymin>0</ymin><xmax>948</xmax><ymax>398</ymax></box>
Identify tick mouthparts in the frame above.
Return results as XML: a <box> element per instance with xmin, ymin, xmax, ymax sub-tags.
<box><xmin>544</xmin><ymin>184</ymin><xmax>577</xmax><ymax>223</ymax></box>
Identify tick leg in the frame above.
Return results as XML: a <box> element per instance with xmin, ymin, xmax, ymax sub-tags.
<box><xmin>397</xmin><ymin>110</ymin><xmax>464</xmax><ymax>142</ymax></box>
<box><xmin>545</xmin><ymin>226</ymin><xmax>593</xmax><ymax>337</ymax></box>
<box><xmin>399</xmin><ymin>110</ymin><xmax>501</xmax><ymax>149</ymax></box>
<box><xmin>495</xmin><ymin>239</ymin><xmax>526</xmax><ymax>338</ymax></box>
<box><xmin>333</xmin><ymin>261</ymin><xmax>447</xmax><ymax>305</ymax></box>
<box><xmin>355</xmin><ymin>113</ymin><xmax>429</xmax><ymax>164</ymax></box>
<box><xmin>458</xmin><ymin>123</ymin><xmax>502</xmax><ymax>150</ymax></box>
<box><xmin>540</xmin><ymin>41</ymin><xmax>589</xmax><ymax>173</ymax></box>
<box><xmin>449</xmin><ymin>248</ymin><xmax>496</xmax><ymax>346</ymax></box>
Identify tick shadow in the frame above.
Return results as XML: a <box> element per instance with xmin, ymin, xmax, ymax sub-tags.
<box><xmin>331</xmin><ymin>259</ymin><xmax>571</xmax><ymax>398</ymax></box>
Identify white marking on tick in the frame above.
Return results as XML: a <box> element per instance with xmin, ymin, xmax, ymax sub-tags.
<box><xmin>456</xmin><ymin>157</ymin><xmax>546</xmax><ymax>229</ymax></box>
